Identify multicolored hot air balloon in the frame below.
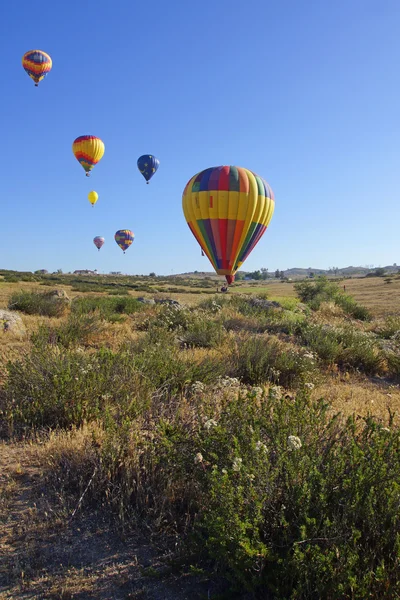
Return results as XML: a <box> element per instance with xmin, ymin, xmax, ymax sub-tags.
<box><xmin>182</xmin><ymin>166</ymin><xmax>275</xmax><ymax>285</ymax></box>
<box><xmin>88</xmin><ymin>191</ymin><xmax>98</xmax><ymax>207</ymax></box>
<box><xmin>93</xmin><ymin>236</ymin><xmax>105</xmax><ymax>251</ymax></box>
<box><xmin>22</xmin><ymin>50</ymin><xmax>52</xmax><ymax>86</ymax></box>
<box><xmin>72</xmin><ymin>136</ymin><xmax>105</xmax><ymax>176</ymax></box>
<box><xmin>115</xmin><ymin>230</ymin><xmax>134</xmax><ymax>254</ymax></box>
<box><xmin>137</xmin><ymin>155</ymin><xmax>159</xmax><ymax>184</ymax></box>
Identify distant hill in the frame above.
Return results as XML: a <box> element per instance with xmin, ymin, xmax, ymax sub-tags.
<box><xmin>173</xmin><ymin>265</ymin><xmax>399</xmax><ymax>280</ymax></box>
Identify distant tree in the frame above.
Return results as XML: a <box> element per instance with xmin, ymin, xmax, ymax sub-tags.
<box><xmin>308</xmin><ymin>272</ymin><xmax>315</xmax><ymax>278</ymax></box>
<box><xmin>57</xmin><ymin>269</ymin><xmax>63</xmax><ymax>275</ymax></box>
<box><xmin>260</xmin><ymin>267</ymin><xmax>269</xmax><ymax>280</ymax></box>
<box><xmin>275</xmin><ymin>269</ymin><xmax>280</xmax><ymax>278</ymax></box>
<box><xmin>149</xmin><ymin>272</ymin><xmax>156</xmax><ymax>277</ymax></box>
<box><xmin>248</xmin><ymin>270</ymin><xmax>262</xmax><ymax>280</ymax></box>
<box><xmin>235</xmin><ymin>271</ymin><xmax>245</xmax><ymax>281</ymax></box>
<box><xmin>374</xmin><ymin>268</ymin><xmax>386</xmax><ymax>277</ymax></box>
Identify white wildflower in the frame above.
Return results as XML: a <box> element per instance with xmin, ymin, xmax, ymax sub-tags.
<box><xmin>380</xmin><ymin>427</ymin><xmax>391</xmax><ymax>433</ymax></box>
<box><xmin>269</xmin><ymin>386</ymin><xmax>282</xmax><ymax>400</ymax></box>
<box><xmin>222</xmin><ymin>468</ymin><xmax>227</xmax><ymax>474</ymax></box>
<box><xmin>247</xmin><ymin>473</ymin><xmax>255</xmax><ymax>481</ymax></box>
<box><xmin>194</xmin><ymin>452</ymin><xmax>203</xmax><ymax>464</ymax></box>
<box><xmin>287</xmin><ymin>435</ymin><xmax>302</xmax><ymax>451</ymax></box>
<box><xmin>216</xmin><ymin>376</ymin><xmax>241</xmax><ymax>389</ymax></box>
<box><xmin>204</xmin><ymin>419</ymin><xmax>218</xmax><ymax>430</ymax></box>
<box><xmin>256</xmin><ymin>441</ymin><xmax>268</xmax><ymax>453</ymax></box>
<box><xmin>191</xmin><ymin>381</ymin><xmax>205</xmax><ymax>394</ymax></box>
<box><xmin>304</xmin><ymin>382</ymin><xmax>315</xmax><ymax>391</ymax></box>
<box><xmin>232</xmin><ymin>457</ymin><xmax>243</xmax><ymax>472</ymax></box>
<box><xmin>250</xmin><ymin>386</ymin><xmax>263</xmax><ymax>398</ymax></box>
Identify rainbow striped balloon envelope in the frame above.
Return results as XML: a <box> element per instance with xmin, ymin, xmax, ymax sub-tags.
<box><xmin>182</xmin><ymin>166</ymin><xmax>275</xmax><ymax>284</ymax></box>
<box><xmin>22</xmin><ymin>50</ymin><xmax>52</xmax><ymax>86</ymax></box>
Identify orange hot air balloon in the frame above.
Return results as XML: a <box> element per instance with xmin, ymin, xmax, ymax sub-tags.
<box><xmin>182</xmin><ymin>166</ymin><xmax>275</xmax><ymax>285</ymax></box>
<box><xmin>72</xmin><ymin>135</ymin><xmax>105</xmax><ymax>176</ymax></box>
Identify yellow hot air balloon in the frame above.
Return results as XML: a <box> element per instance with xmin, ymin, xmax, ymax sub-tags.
<box><xmin>88</xmin><ymin>191</ymin><xmax>98</xmax><ymax>207</ymax></box>
<box><xmin>72</xmin><ymin>135</ymin><xmax>105</xmax><ymax>176</ymax></box>
<box><xmin>182</xmin><ymin>166</ymin><xmax>275</xmax><ymax>285</ymax></box>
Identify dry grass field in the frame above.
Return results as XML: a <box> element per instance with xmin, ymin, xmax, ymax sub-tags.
<box><xmin>1</xmin><ymin>273</ymin><xmax>400</xmax><ymax>598</ymax></box>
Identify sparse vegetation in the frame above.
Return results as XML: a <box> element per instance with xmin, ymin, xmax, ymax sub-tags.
<box><xmin>1</xmin><ymin>273</ymin><xmax>400</xmax><ymax>599</ymax></box>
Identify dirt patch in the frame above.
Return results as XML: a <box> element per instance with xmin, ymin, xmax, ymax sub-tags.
<box><xmin>0</xmin><ymin>443</ymin><xmax>225</xmax><ymax>599</ymax></box>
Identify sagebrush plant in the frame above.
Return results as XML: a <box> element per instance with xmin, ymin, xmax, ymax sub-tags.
<box><xmin>8</xmin><ymin>289</ymin><xmax>69</xmax><ymax>317</ymax></box>
<box><xmin>37</xmin><ymin>388</ymin><xmax>400</xmax><ymax>599</ymax></box>
<box><xmin>228</xmin><ymin>334</ymin><xmax>317</xmax><ymax>387</ymax></box>
<box><xmin>297</xmin><ymin>323</ymin><xmax>385</xmax><ymax>375</ymax></box>
<box><xmin>294</xmin><ymin>277</ymin><xmax>371</xmax><ymax>321</ymax></box>
<box><xmin>71</xmin><ymin>295</ymin><xmax>144</xmax><ymax>321</ymax></box>
<box><xmin>31</xmin><ymin>313</ymin><xmax>103</xmax><ymax>348</ymax></box>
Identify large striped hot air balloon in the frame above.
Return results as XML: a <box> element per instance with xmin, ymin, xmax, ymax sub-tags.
<box><xmin>22</xmin><ymin>50</ymin><xmax>52</xmax><ymax>87</ymax></box>
<box><xmin>115</xmin><ymin>230</ymin><xmax>134</xmax><ymax>254</ymax></box>
<box><xmin>72</xmin><ymin>136</ymin><xmax>105</xmax><ymax>176</ymax></box>
<box><xmin>182</xmin><ymin>166</ymin><xmax>275</xmax><ymax>285</ymax></box>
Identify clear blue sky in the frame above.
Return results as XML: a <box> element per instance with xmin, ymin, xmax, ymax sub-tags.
<box><xmin>1</xmin><ymin>0</ymin><xmax>399</xmax><ymax>275</ymax></box>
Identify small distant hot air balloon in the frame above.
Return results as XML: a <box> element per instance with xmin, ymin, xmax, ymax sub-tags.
<box><xmin>137</xmin><ymin>155</ymin><xmax>159</xmax><ymax>184</ymax></box>
<box><xmin>93</xmin><ymin>236</ymin><xmax>105</xmax><ymax>251</ymax></box>
<box><xmin>72</xmin><ymin>136</ymin><xmax>105</xmax><ymax>176</ymax></box>
<box><xmin>88</xmin><ymin>191</ymin><xmax>98</xmax><ymax>207</ymax></box>
<box><xmin>22</xmin><ymin>50</ymin><xmax>52</xmax><ymax>86</ymax></box>
<box><xmin>182</xmin><ymin>166</ymin><xmax>275</xmax><ymax>285</ymax></box>
<box><xmin>115</xmin><ymin>230</ymin><xmax>134</xmax><ymax>254</ymax></box>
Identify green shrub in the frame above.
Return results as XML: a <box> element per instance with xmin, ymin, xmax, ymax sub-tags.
<box><xmin>377</xmin><ymin>316</ymin><xmax>400</xmax><ymax>340</ymax></box>
<box><xmin>31</xmin><ymin>313</ymin><xmax>103</xmax><ymax>348</ymax></box>
<box><xmin>40</xmin><ymin>389</ymin><xmax>400</xmax><ymax>599</ymax></box>
<box><xmin>71</xmin><ymin>295</ymin><xmax>144</xmax><ymax>321</ymax></box>
<box><xmin>8</xmin><ymin>290</ymin><xmax>69</xmax><ymax>317</ymax></box>
<box><xmin>194</xmin><ymin>395</ymin><xmax>400</xmax><ymax>598</ymax></box>
<box><xmin>179</xmin><ymin>317</ymin><xmax>227</xmax><ymax>348</ymax></box>
<box><xmin>298</xmin><ymin>324</ymin><xmax>384</xmax><ymax>375</ymax></box>
<box><xmin>229</xmin><ymin>335</ymin><xmax>316</xmax><ymax>387</ymax></box>
<box><xmin>295</xmin><ymin>277</ymin><xmax>371</xmax><ymax>321</ymax></box>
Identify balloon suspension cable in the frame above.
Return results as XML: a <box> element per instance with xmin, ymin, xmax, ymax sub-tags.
<box><xmin>86</xmin><ymin>173</ymin><xmax>90</xmax><ymax>177</ymax></box>
<box><xmin>35</xmin><ymin>83</ymin><xmax>38</xmax><ymax>87</ymax></box>
<box><xmin>146</xmin><ymin>181</ymin><xmax>149</xmax><ymax>184</ymax></box>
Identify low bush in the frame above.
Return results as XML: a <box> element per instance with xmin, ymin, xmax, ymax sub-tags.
<box><xmin>298</xmin><ymin>324</ymin><xmax>384</xmax><ymax>375</ymax></box>
<box><xmin>295</xmin><ymin>277</ymin><xmax>371</xmax><ymax>321</ymax></box>
<box><xmin>8</xmin><ymin>290</ymin><xmax>69</xmax><ymax>317</ymax></box>
<box><xmin>40</xmin><ymin>390</ymin><xmax>400</xmax><ymax>599</ymax></box>
<box><xmin>31</xmin><ymin>313</ymin><xmax>103</xmax><ymax>348</ymax></box>
<box><xmin>71</xmin><ymin>295</ymin><xmax>144</xmax><ymax>321</ymax></box>
<box><xmin>228</xmin><ymin>334</ymin><xmax>316</xmax><ymax>387</ymax></box>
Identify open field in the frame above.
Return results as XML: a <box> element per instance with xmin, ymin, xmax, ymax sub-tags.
<box><xmin>1</xmin><ymin>272</ymin><xmax>400</xmax><ymax>598</ymax></box>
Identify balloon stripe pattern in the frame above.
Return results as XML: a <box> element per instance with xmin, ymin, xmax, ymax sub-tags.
<box><xmin>137</xmin><ymin>155</ymin><xmax>160</xmax><ymax>183</ymax></box>
<box><xmin>22</xmin><ymin>50</ymin><xmax>52</xmax><ymax>85</ymax></box>
<box><xmin>182</xmin><ymin>166</ymin><xmax>274</xmax><ymax>284</ymax></box>
<box><xmin>72</xmin><ymin>136</ymin><xmax>105</xmax><ymax>175</ymax></box>
<box><xmin>115</xmin><ymin>230</ymin><xmax>134</xmax><ymax>253</ymax></box>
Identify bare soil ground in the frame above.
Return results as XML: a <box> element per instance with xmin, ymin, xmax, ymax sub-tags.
<box><xmin>0</xmin><ymin>443</ymin><xmax>224</xmax><ymax>600</ymax></box>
